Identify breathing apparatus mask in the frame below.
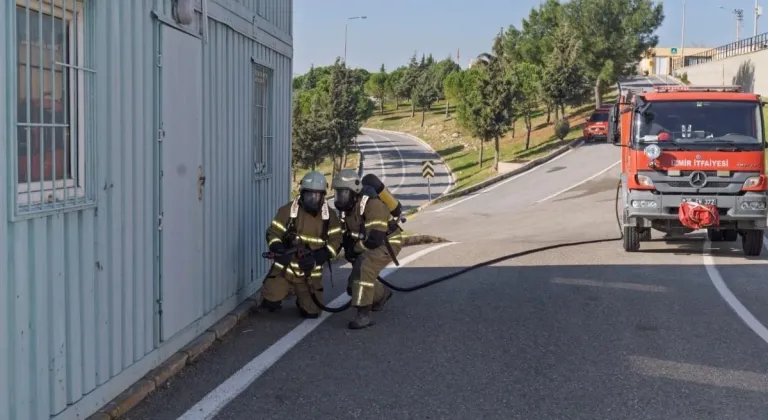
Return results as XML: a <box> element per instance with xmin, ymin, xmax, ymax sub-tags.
<box><xmin>334</xmin><ymin>188</ymin><xmax>356</xmax><ymax>212</ymax></box>
<box><xmin>300</xmin><ymin>189</ymin><xmax>325</xmax><ymax>215</ymax></box>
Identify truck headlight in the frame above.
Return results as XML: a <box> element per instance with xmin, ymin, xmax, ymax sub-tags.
<box><xmin>636</xmin><ymin>174</ymin><xmax>654</xmax><ymax>186</ymax></box>
<box><xmin>743</xmin><ymin>176</ymin><xmax>762</xmax><ymax>188</ymax></box>
<box><xmin>643</xmin><ymin>144</ymin><xmax>661</xmax><ymax>160</ymax></box>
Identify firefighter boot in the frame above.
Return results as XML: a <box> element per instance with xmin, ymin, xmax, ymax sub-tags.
<box><xmin>295</xmin><ymin>297</ymin><xmax>320</xmax><ymax>319</ymax></box>
<box><xmin>257</xmin><ymin>297</ymin><xmax>282</xmax><ymax>313</ymax></box>
<box><xmin>348</xmin><ymin>306</ymin><xmax>375</xmax><ymax>329</ymax></box>
<box><xmin>371</xmin><ymin>287</ymin><xmax>393</xmax><ymax>312</ymax></box>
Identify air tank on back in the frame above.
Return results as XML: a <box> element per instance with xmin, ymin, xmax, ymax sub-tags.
<box><xmin>361</xmin><ymin>173</ymin><xmax>403</xmax><ymax>220</ymax></box>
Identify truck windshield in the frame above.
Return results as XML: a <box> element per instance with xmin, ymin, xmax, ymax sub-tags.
<box><xmin>634</xmin><ymin>100</ymin><xmax>764</xmax><ymax>144</ymax></box>
<box><xmin>589</xmin><ymin>112</ymin><xmax>609</xmax><ymax>122</ymax></box>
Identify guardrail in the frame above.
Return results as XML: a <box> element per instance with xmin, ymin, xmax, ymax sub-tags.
<box><xmin>671</xmin><ymin>32</ymin><xmax>768</xmax><ymax>71</ymax></box>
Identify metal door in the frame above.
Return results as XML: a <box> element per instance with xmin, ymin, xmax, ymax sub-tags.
<box><xmin>158</xmin><ymin>25</ymin><xmax>204</xmax><ymax>341</ymax></box>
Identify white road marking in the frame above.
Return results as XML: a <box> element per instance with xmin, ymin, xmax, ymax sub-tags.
<box><xmin>434</xmin><ymin>148</ymin><xmax>577</xmax><ymax>213</ymax></box>
<box><xmin>361</xmin><ymin>134</ymin><xmax>387</xmax><ymax>184</ymax></box>
<box><xmin>535</xmin><ymin>160</ymin><xmax>621</xmax><ymax>204</ymax></box>
<box><xmin>703</xmin><ymin>238</ymin><xmax>768</xmax><ymax>346</ymax></box>
<box><xmin>629</xmin><ymin>355</ymin><xmax>768</xmax><ymax>393</ymax></box>
<box><xmin>176</xmin><ymin>241</ymin><xmax>458</xmax><ymax>420</ymax></box>
<box><xmin>366</xmin><ymin>131</ymin><xmax>407</xmax><ymax>193</ymax></box>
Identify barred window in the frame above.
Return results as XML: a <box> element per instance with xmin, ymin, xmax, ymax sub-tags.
<box><xmin>252</xmin><ymin>59</ymin><xmax>273</xmax><ymax>179</ymax></box>
<box><xmin>14</xmin><ymin>0</ymin><xmax>94</xmax><ymax>215</ymax></box>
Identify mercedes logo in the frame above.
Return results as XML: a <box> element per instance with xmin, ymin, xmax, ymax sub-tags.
<box><xmin>689</xmin><ymin>171</ymin><xmax>708</xmax><ymax>188</ymax></box>
<box><xmin>695</xmin><ymin>154</ymin><xmax>703</xmax><ymax>160</ymax></box>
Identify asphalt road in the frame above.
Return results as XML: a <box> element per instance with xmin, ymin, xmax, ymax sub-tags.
<box><xmin>327</xmin><ymin>128</ymin><xmax>452</xmax><ymax>210</ymax></box>
<box><xmin>125</xmin><ymin>77</ymin><xmax>768</xmax><ymax>420</ymax></box>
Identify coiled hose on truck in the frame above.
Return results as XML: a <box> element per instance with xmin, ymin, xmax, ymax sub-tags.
<box><xmin>268</xmin><ymin>182</ymin><xmax>626</xmax><ymax>314</ymax></box>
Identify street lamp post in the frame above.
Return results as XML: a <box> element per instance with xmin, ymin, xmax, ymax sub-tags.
<box><xmin>344</xmin><ymin>16</ymin><xmax>367</xmax><ymax>63</ymax></box>
<box><xmin>720</xmin><ymin>6</ymin><xmax>745</xmax><ymax>40</ymax></box>
<box><xmin>755</xmin><ymin>0</ymin><xmax>762</xmax><ymax>36</ymax></box>
<box><xmin>680</xmin><ymin>0</ymin><xmax>686</xmax><ymax>68</ymax></box>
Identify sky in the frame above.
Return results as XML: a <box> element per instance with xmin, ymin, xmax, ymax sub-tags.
<box><xmin>292</xmin><ymin>0</ymin><xmax>763</xmax><ymax>76</ymax></box>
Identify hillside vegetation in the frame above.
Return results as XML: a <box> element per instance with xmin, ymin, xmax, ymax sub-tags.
<box><xmin>291</xmin><ymin>0</ymin><xmax>664</xmax><ymax>191</ymax></box>
<box><xmin>365</xmin><ymin>92</ymin><xmax>617</xmax><ymax>190</ymax></box>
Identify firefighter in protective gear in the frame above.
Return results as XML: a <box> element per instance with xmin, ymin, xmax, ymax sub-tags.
<box><xmin>332</xmin><ymin>169</ymin><xmax>404</xmax><ymax>329</ymax></box>
<box><xmin>261</xmin><ymin>171</ymin><xmax>343</xmax><ymax>318</ymax></box>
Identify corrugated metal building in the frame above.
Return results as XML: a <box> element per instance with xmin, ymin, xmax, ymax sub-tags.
<box><xmin>0</xmin><ymin>1</ymin><xmax>293</xmax><ymax>419</ymax></box>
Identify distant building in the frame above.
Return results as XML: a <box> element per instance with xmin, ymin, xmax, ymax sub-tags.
<box><xmin>639</xmin><ymin>47</ymin><xmax>713</xmax><ymax>75</ymax></box>
<box><xmin>468</xmin><ymin>58</ymin><xmax>477</xmax><ymax>68</ymax></box>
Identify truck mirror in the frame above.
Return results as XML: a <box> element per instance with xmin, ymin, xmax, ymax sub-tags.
<box><xmin>608</xmin><ymin>104</ymin><xmax>620</xmax><ymax>145</ymax></box>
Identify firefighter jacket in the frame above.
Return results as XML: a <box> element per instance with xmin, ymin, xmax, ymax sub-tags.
<box><xmin>266</xmin><ymin>197</ymin><xmax>343</xmax><ymax>279</ymax></box>
<box><xmin>342</xmin><ymin>195</ymin><xmax>403</xmax><ymax>255</ymax></box>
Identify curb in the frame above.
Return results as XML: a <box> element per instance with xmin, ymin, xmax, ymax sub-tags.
<box><xmin>361</xmin><ymin>127</ymin><xmax>457</xmax><ymax>195</ymax></box>
<box><xmin>86</xmin><ymin>233</ymin><xmax>451</xmax><ymax>420</ymax></box>
<box><xmin>404</xmin><ymin>137</ymin><xmax>585</xmax><ymax>218</ymax></box>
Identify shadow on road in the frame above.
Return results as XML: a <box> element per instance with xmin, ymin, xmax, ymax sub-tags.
<box><xmin>125</xmin><ymin>233</ymin><xmax>768</xmax><ymax>420</ymax></box>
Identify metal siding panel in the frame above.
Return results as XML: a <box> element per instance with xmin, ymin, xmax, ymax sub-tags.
<box><xmin>3</xmin><ymin>0</ymin><xmax>291</xmax><ymax>416</ymax></box>
<box><xmin>122</xmin><ymin>0</ymin><xmax>136</xmax><ymax>368</ymax></box>
<box><xmin>33</xmin><ymin>217</ymin><xmax>51</xmax><ymax>419</ymax></box>
<box><xmin>13</xmin><ymin>226</ymin><xmax>31</xmax><ymax>420</ymax></box>
<box><xmin>49</xmin><ymin>215</ymin><xmax>67</xmax><ymax>414</ymax></box>
<box><xmin>108</xmin><ymin>1</ymin><xmax>124</xmax><ymax>377</ymax></box>
<box><xmin>80</xmin><ymin>210</ymin><xmax>97</xmax><ymax>395</ymax></box>
<box><xmin>0</xmin><ymin>0</ymin><xmax>9</xmax><ymax>418</ymax></box>
<box><xmin>64</xmin><ymin>212</ymin><xmax>83</xmax><ymax>404</ymax></box>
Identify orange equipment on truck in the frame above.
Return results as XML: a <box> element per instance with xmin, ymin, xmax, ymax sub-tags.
<box><xmin>607</xmin><ymin>84</ymin><xmax>767</xmax><ymax>256</ymax></box>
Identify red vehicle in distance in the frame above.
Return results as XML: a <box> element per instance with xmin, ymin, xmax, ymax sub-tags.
<box><xmin>582</xmin><ymin>106</ymin><xmax>611</xmax><ymax>142</ymax></box>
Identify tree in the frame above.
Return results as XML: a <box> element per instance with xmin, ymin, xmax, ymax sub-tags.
<box><xmin>388</xmin><ymin>66</ymin><xmax>407</xmax><ymax>109</ymax></box>
<box><xmin>564</xmin><ymin>0</ymin><xmax>664</xmax><ymax>106</ymax></box>
<box><xmin>326</xmin><ymin>58</ymin><xmax>365</xmax><ymax>177</ymax></box>
<box><xmin>443</xmin><ymin>71</ymin><xmax>463</xmax><ymax>118</ymax></box>
<box><xmin>292</xmin><ymin>93</ymin><xmax>331</xmax><ymax>174</ymax></box>
<box><xmin>432</xmin><ymin>57</ymin><xmax>461</xmax><ymax>116</ymax></box>
<box><xmin>456</xmin><ymin>68</ymin><xmax>494</xmax><ymax>167</ymax></box>
<box><xmin>411</xmin><ymin>69</ymin><xmax>440</xmax><ymax>127</ymax></box>
<box><xmin>365</xmin><ymin>72</ymin><xmax>389</xmax><ymax>113</ymax></box>
<box><xmin>515</xmin><ymin>62</ymin><xmax>542</xmax><ymax>150</ymax></box>
<box><xmin>399</xmin><ymin>53</ymin><xmax>422</xmax><ymax>117</ymax></box>
<box><xmin>303</xmin><ymin>64</ymin><xmax>318</xmax><ymax>90</ymax></box>
<box><xmin>541</xmin><ymin>22</ymin><xmax>590</xmax><ymax>119</ymax></box>
<box><xmin>481</xmin><ymin>31</ymin><xmax>516</xmax><ymax>171</ymax></box>
<box><xmin>380</xmin><ymin>63</ymin><xmax>386</xmax><ymax>73</ymax></box>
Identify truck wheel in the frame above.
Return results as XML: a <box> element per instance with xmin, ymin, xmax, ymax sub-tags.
<box><xmin>623</xmin><ymin>226</ymin><xmax>641</xmax><ymax>252</ymax></box>
<box><xmin>707</xmin><ymin>229</ymin><xmax>724</xmax><ymax>242</ymax></box>
<box><xmin>722</xmin><ymin>229</ymin><xmax>738</xmax><ymax>241</ymax></box>
<box><xmin>741</xmin><ymin>230</ymin><xmax>764</xmax><ymax>256</ymax></box>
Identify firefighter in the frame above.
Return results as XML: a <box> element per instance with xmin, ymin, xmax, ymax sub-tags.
<box><xmin>331</xmin><ymin>169</ymin><xmax>404</xmax><ymax>329</ymax></box>
<box><xmin>261</xmin><ymin>171</ymin><xmax>343</xmax><ymax>318</ymax></box>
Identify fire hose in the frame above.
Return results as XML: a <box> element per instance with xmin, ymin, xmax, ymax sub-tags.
<box><xmin>263</xmin><ymin>182</ymin><xmax>626</xmax><ymax>313</ymax></box>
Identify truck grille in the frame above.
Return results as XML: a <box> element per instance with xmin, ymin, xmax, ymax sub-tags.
<box><xmin>666</xmin><ymin>181</ymin><xmax>731</xmax><ymax>188</ymax></box>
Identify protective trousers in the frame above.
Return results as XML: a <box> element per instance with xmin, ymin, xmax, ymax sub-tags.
<box><xmin>348</xmin><ymin>239</ymin><xmax>403</xmax><ymax>307</ymax></box>
<box><xmin>260</xmin><ymin>267</ymin><xmax>324</xmax><ymax>316</ymax></box>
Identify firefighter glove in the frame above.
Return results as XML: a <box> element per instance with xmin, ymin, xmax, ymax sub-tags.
<box><xmin>298</xmin><ymin>253</ymin><xmax>316</xmax><ymax>272</ymax></box>
<box><xmin>312</xmin><ymin>247</ymin><xmax>333</xmax><ymax>266</ymax></box>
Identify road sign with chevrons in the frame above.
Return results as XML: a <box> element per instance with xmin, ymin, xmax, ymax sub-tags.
<box><xmin>422</xmin><ymin>160</ymin><xmax>435</xmax><ymax>178</ymax></box>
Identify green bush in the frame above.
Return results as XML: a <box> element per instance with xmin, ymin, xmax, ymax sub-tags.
<box><xmin>554</xmin><ymin>118</ymin><xmax>570</xmax><ymax>140</ymax></box>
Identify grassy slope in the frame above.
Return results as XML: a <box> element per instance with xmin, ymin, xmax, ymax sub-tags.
<box><xmin>364</xmin><ymin>92</ymin><xmax>618</xmax><ymax>191</ymax></box>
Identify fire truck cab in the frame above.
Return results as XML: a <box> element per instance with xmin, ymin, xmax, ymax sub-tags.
<box><xmin>607</xmin><ymin>84</ymin><xmax>767</xmax><ymax>256</ymax></box>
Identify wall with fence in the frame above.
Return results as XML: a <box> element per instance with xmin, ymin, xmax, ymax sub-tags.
<box><xmin>672</xmin><ymin>32</ymin><xmax>768</xmax><ymax>97</ymax></box>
